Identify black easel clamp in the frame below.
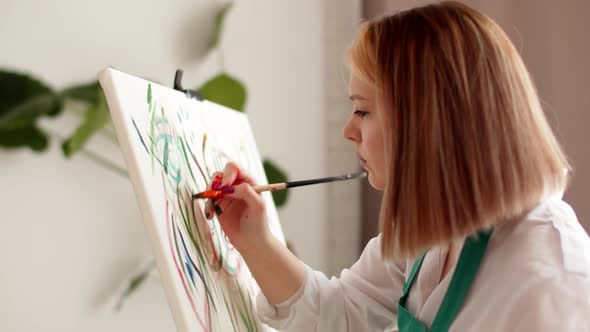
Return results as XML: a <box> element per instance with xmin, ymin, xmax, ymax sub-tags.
<box><xmin>173</xmin><ymin>69</ymin><xmax>205</xmax><ymax>101</ymax></box>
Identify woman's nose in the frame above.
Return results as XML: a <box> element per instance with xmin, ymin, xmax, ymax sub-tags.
<box><xmin>342</xmin><ymin>117</ymin><xmax>360</xmax><ymax>143</ymax></box>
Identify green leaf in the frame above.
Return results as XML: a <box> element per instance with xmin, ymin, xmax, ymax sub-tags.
<box><xmin>61</xmin><ymin>92</ymin><xmax>110</xmax><ymax>157</ymax></box>
<box><xmin>207</xmin><ymin>2</ymin><xmax>233</xmax><ymax>51</ymax></box>
<box><xmin>60</xmin><ymin>81</ymin><xmax>112</xmax><ymax>157</ymax></box>
<box><xmin>116</xmin><ymin>262</ymin><xmax>154</xmax><ymax>312</ymax></box>
<box><xmin>197</xmin><ymin>73</ymin><xmax>247</xmax><ymax>112</ymax></box>
<box><xmin>127</xmin><ymin>270</ymin><xmax>149</xmax><ymax>294</ymax></box>
<box><xmin>263</xmin><ymin>159</ymin><xmax>289</xmax><ymax>207</ymax></box>
<box><xmin>0</xmin><ymin>126</ymin><xmax>48</xmax><ymax>152</ymax></box>
<box><xmin>0</xmin><ymin>93</ymin><xmax>62</xmax><ymax>130</ymax></box>
<box><xmin>61</xmin><ymin>81</ymin><xmax>102</xmax><ymax>105</ymax></box>
<box><xmin>0</xmin><ymin>70</ymin><xmax>63</xmax><ymax>131</ymax></box>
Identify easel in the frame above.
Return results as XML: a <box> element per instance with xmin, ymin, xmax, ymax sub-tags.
<box><xmin>173</xmin><ymin>69</ymin><xmax>205</xmax><ymax>101</ymax></box>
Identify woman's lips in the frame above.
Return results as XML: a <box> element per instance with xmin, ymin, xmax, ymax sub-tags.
<box><xmin>356</xmin><ymin>152</ymin><xmax>368</xmax><ymax>168</ymax></box>
<box><xmin>356</xmin><ymin>153</ymin><xmax>367</xmax><ymax>167</ymax></box>
<box><xmin>359</xmin><ymin>158</ymin><xmax>368</xmax><ymax>168</ymax></box>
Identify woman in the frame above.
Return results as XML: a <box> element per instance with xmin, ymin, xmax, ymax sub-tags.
<box><xmin>204</xmin><ymin>1</ymin><xmax>590</xmax><ymax>331</ymax></box>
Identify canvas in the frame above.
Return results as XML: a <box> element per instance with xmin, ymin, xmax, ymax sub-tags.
<box><xmin>98</xmin><ymin>68</ymin><xmax>283</xmax><ymax>332</ymax></box>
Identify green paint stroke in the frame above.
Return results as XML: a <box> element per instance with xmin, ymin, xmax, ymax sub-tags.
<box><xmin>237</xmin><ymin>281</ymin><xmax>257</xmax><ymax>332</ymax></box>
<box><xmin>163</xmin><ymin>139</ymin><xmax>170</xmax><ymax>174</ymax></box>
<box><xmin>179</xmin><ymin>134</ymin><xmax>197</xmax><ymax>185</ymax></box>
<box><xmin>221</xmin><ymin>289</ymin><xmax>241</xmax><ymax>331</ymax></box>
<box><xmin>149</xmin><ymin>101</ymin><xmax>156</xmax><ymax>171</ymax></box>
<box><xmin>147</xmin><ymin>84</ymin><xmax>152</xmax><ymax>104</ymax></box>
<box><xmin>186</xmin><ymin>141</ymin><xmax>208</xmax><ymax>185</ymax></box>
<box><xmin>143</xmin><ymin>84</ymin><xmax>268</xmax><ymax>331</ymax></box>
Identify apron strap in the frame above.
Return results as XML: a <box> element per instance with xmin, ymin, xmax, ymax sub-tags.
<box><xmin>399</xmin><ymin>252</ymin><xmax>426</xmax><ymax>306</ymax></box>
<box><xmin>430</xmin><ymin>229</ymin><xmax>493</xmax><ymax>331</ymax></box>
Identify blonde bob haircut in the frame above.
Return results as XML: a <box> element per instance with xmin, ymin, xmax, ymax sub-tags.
<box><xmin>347</xmin><ymin>1</ymin><xmax>570</xmax><ymax>259</ymax></box>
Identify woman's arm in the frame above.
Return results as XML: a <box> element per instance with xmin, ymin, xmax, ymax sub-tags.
<box><xmin>256</xmin><ymin>236</ymin><xmax>406</xmax><ymax>331</ymax></box>
<box><xmin>238</xmin><ymin>228</ymin><xmax>306</xmax><ymax>305</ymax></box>
<box><xmin>205</xmin><ymin>162</ymin><xmax>406</xmax><ymax>331</ymax></box>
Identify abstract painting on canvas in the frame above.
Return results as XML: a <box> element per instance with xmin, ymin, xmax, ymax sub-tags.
<box><xmin>98</xmin><ymin>67</ymin><xmax>283</xmax><ymax>332</ymax></box>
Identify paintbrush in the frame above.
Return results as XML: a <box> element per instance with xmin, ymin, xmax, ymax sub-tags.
<box><xmin>192</xmin><ymin>171</ymin><xmax>367</xmax><ymax>200</ymax></box>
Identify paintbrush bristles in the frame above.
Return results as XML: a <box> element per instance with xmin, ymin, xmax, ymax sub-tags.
<box><xmin>193</xmin><ymin>190</ymin><xmax>222</xmax><ymax>199</ymax></box>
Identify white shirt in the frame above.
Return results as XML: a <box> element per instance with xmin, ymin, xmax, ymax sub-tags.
<box><xmin>256</xmin><ymin>195</ymin><xmax>590</xmax><ymax>331</ymax></box>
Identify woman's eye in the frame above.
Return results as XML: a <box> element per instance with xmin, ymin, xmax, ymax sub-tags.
<box><xmin>353</xmin><ymin>110</ymin><xmax>369</xmax><ymax>118</ymax></box>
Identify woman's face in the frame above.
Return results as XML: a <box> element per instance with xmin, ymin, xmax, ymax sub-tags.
<box><xmin>343</xmin><ymin>72</ymin><xmax>386</xmax><ymax>190</ymax></box>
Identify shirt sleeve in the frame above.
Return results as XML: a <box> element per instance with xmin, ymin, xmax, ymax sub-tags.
<box><xmin>256</xmin><ymin>235</ymin><xmax>407</xmax><ymax>331</ymax></box>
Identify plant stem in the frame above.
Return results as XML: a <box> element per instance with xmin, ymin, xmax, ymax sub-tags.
<box><xmin>42</xmin><ymin>125</ymin><xmax>128</xmax><ymax>178</ymax></box>
<box><xmin>79</xmin><ymin>145</ymin><xmax>128</xmax><ymax>178</ymax></box>
<box><xmin>101</xmin><ymin>123</ymin><xmax>119</xmax><ymax>144</ymax></box>
<box><xmin>218</xmin><ymin>47</ymin><xmax>225</xmax><ymax>71</ymax></box>
<box><xmin>64</xmin><ymin>106</ymin><xmax>119</xmax><ymax>144</ymax></box>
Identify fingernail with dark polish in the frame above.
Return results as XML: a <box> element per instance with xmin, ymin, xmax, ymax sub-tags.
<box><xmin>221</xmin><ymin>186</ymin><xmax>234</xmax><ymax>194</ymax></box>
<box><xmin>214</xmin><ymin>204</ymin><xmax>223</xmax><ymax>216</ymax></box>
<box><xmin>211</xmin><ymin>175</ymin><xmax>221</xmax><ymax>190</ymax></box>
<box><xmin>205</xmin><ymin>212</ymin><xmax>211</xmax><ymax>219</ymax></box>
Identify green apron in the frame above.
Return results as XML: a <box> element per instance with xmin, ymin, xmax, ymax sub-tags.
<box><xmin>397</xmin><ymin>229</ymin><xmax>493</xmax><ymax>332</ymax></box>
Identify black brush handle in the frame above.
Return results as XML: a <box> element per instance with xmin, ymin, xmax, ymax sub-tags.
<box><xmin>286</xmin><ymin>171</ymin><xmax>367</xmax><ymax>189</ymax></box>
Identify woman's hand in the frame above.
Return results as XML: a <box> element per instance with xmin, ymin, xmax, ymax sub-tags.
<box><xmin>203</xmin><ymin>161</ymin><xmax>272</xmax><ymax>252</ymax></box>
<box><xmin>203</xmin><ymin>161</ymin><xmax>306</xmax><ymax>305</ymax></box>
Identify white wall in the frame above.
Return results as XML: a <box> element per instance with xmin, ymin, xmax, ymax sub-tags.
<box><xmin>322</xmin><ymin>0</ymin><xmax>363</xmax><ymax>276</ymax></box>
<box><xmin>0</xmin><ymin>0</ymin><xmax>329</xmax><ymax>330</ymax></box>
